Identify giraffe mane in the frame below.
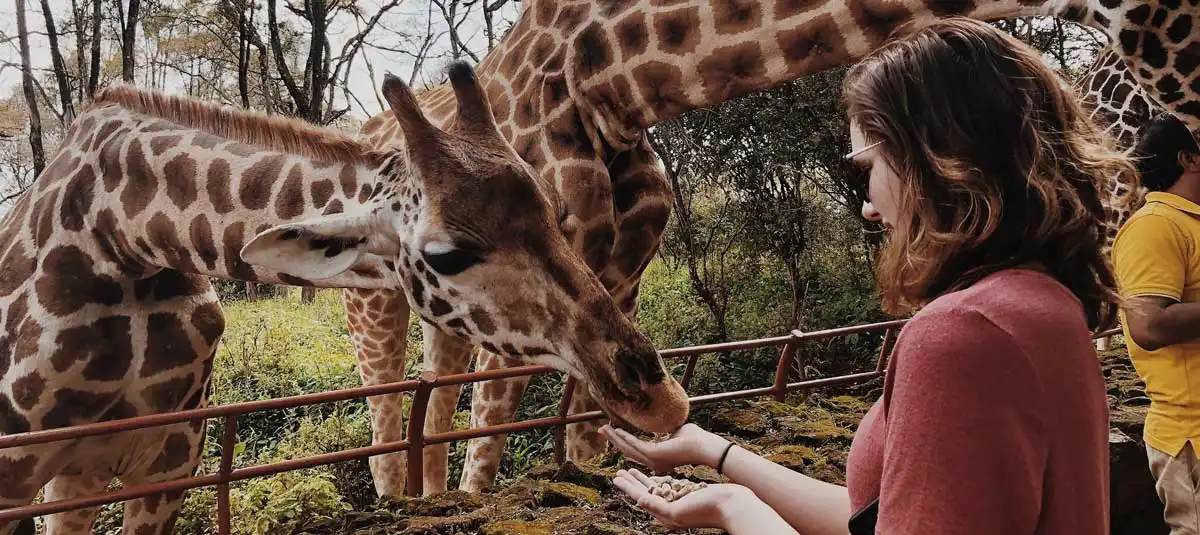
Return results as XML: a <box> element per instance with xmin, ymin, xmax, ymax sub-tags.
<box><xmin>90</xmin><ymin>83</ymin><xmax>385</xmax><ymax>166</ymax></box>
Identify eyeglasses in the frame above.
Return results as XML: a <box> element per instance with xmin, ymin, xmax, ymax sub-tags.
<box><xmin>844</xmin><ymin>140</ymin><xmax>882</xmax><ymax>160</ymax></box>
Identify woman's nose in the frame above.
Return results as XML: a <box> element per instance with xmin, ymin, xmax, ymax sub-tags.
<box><xmin>861</xmin><ymin>201</ymin><xmax>881</xmax><ymax>222</ymax></box>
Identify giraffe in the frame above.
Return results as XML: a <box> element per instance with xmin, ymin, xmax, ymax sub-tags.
<box><xmin>0</xmin><ymin>62</ymin><xmax>690</xmax><ymax>535</ymax></box>
<box><xmin>343</xmin><ymin>0</ymin><xmax>1200</xmax><ymax>497</ymax></box>
<box><xmin>1077</xmin><ymin>42</ymin><xmax>1167</xmax><ymax>351</ymax></box>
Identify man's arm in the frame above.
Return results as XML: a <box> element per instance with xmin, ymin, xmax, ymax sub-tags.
<box><xmin>1111</xmin><ymin>213</ymin><xmax>1196</xmax><ymax>351</ymax></box>
<box><xmin>1123</xmin><ymin>296</ymin><xmax>1200</xmax><ymax>350</ymax></box>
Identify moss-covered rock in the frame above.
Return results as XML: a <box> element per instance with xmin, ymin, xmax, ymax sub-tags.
<box><xmin>398</xmin><ymin>489</ymin><xmax>484</xmax><ymax>517</ymax></box>
<box><xmin>480</xmin><ymin>520</ymin><xmax>553</xmax><ymax>534</ymax></box>
<box><xmin>536</xmin><ymin>482</ymin><xmax>602</xmax><ymax>507</ymax></box>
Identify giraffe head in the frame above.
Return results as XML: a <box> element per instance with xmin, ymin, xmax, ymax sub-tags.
<box><xmin>242</xmin><ymin>62</ymin><xmax>689</xmax><ymax>433</ymax></box>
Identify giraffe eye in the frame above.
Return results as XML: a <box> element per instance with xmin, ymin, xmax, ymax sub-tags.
<box><xmin>422</xmin><ymin>244</ymin><xmax>484</xmax><ymax>276</ymax></box>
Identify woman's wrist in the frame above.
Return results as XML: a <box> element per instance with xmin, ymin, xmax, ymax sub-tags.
<box><xmin>718</xmin><ymin>487</ymin><xmax>795</xmax><ymax>533</ymax></box>
<box><xmin>696</xmin><ymin>431</ymin><xmax>734</xmax><ymax>468</ymax></box>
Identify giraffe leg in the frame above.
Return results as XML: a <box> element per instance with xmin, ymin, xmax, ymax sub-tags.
<box><xmin>41</xmin><ymin>472</ymin><xmax>112</xmax><ymax>535</ymax></box>
<box><xmin>564</xmin><ymin>383</ymin><xmax>608</xmax><ymax>462</ymax></box>
<box><xmin>419</xmin><ymin>323</ymin><xmax>474</xmax><ymax>496</ymax></box>
<box><xmin>342</xmin><ymin>288</ymin><xmax>413</xmax><ymax>498</ymax></box>
<box><xmin>118</xmin><ymin>420</ymin><xmax>206</xmax><ymax>535</ymax></box>
<box><xmin>458</xmin><ymin>350</ymin><xmax>531</xmax><ymax>493</ymax></box>
<box><xmin>0</xmin><ymin>443</ymin><xmax>75</xmax><ymax>535</ymax></box>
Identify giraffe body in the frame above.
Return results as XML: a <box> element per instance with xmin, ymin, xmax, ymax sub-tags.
<box><xmin>343</xmin><ymin>0</ymin><xmax>1200</xmax><ymax>497</ymax></box>
<box><xmin>0</xmin><ymin>63</ymin><xmax>690</xmax><ymax>534</ymax></box>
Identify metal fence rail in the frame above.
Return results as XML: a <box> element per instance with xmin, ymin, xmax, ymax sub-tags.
<box><xmin>0</xmin><ymin>319</ymin><xmax>1122</xmax><ymax>533</ymax></box>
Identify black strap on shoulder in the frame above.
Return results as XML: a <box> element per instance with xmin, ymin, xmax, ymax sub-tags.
<box><xmin>847</xmin><ymin>497</ymin><xmax>879</xmax><ymax>535</ymax></box>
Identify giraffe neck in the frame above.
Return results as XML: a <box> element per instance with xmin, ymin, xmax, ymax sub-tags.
<box><xmin>40</xmin><ymin>102</ymin><xmax>405</xmax><ymax>289</ymax></box>
<box><xmin>524</xmin><ymin>0</ymin><xmax>1103</xmax><ymax>150</ymax></box>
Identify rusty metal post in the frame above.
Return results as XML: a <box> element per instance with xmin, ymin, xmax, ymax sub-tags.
<box><xmin>771</xmin><ymin>337</ymin><xmax>800</xmax><ymax>402</ymax></box>
<box><xmin>405</xmin><ymin>371</ymin><xmax>438</xmax><ymax>497</ymax></box>
<box><xmin>553</xmin><ymin>376</ymin><xmax>577</xmax><ymax>466</ymax></box>
<box><xmin>680</xmin><ymin>354</ymin><xmax>700</xmax><ymax>391</ymax></box>
<box><xmin>217</xmin><ymin>416</ymin><xmax>238</xmax><ymax>535</ymax></box>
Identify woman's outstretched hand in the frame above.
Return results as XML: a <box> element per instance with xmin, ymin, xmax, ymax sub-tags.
<box><xmin>599</xmin><ymin>423</ymin><xmax>732</xmax><ymax>473</ymax></box>
<box><xmin>612</xmin><ymin>468</ymin><xmax>757</xmax><ymax>531</ymax></box>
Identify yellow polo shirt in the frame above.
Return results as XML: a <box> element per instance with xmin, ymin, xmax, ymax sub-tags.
<box><xmin>1112</xmin><ymin>191</ymin><xmax>1200</xmax><ymax>458</ymax></box>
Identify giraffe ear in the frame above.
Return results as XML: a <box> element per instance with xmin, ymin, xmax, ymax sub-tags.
<box><xmin>241</xmin><ymin>211</ymin><xmax>400</xmax><ymax>281</ymax></box>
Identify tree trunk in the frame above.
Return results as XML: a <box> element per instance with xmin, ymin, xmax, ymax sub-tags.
<box><xmin>120</xmin><ymin>0</ymin><xmax>141</xmax><ymax>82</ymax></box>
<box><xmin>236</xmin><ymin>0</ymin><xmax>251</xmax><ymax>108</ymax></box>
<box><xmin>87</xmin><ymin>0</ymin><xmax>102</xmax><ymax>97</ymax></box>
<box><xmin>71</xmin><ymin>0</ymin><xmax>87</xmax><ymax>102</ymax></box>
<box><xmin>301</xmin><ymin>287</ymin><xmax>317</xmax><ymax>303</ymax></box>
<box><xmin>244</xmin><ymin>282</ymin><xmax>259</xmax><ymax>300</ymax></box>
<box><xmin>39</xmin><ymin>0</ymin><xmax>75</xmax><ymax>125</ymax></box>
<box><xmin>16</xmin><ymin>0</ymin><xmax>47</xmax><ymax>177</ymax></box>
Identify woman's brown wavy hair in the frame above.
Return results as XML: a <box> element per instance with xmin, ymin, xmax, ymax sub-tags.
<box><xmin>842</xmin><ymin>17</ymin><xmax>1139</xmax><ymax>332</ymax></box>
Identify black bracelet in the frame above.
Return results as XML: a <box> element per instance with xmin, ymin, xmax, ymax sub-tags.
<box><xmin>716</xmin><ymin>441</ymin><xmax>736</xmax><ymax>475</ymax></box>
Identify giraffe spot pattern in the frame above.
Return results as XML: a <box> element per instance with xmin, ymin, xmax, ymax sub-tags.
<box><xmin>0</xmin><ymin>454</ymin><xmax>37</xmax><ymax>497</ymax></box>
<box><xmin>163</xmin><ymin>153</ymin><xmax>199</xmax><ymax>210</ymax></box>
<box><xmin>410</xmin><ymin>275</ymin><xmax>426</xmax><ymax>307</ymax></box>
<box><xmin>140</xmin><ymin>313</ymin><xmax>197</xmax><ymax>377</ymax></box>
<box><xmin>206</xmin><ymin>158</ymin><xmax>235</xmax><ymax>214</ymax></box>
<box><xmin>615</xmin><ymin>12</ymin><xmax>649</xmax><ymax>59</ymax></box>
<box><xmin>132</xmin><ymin>270</ymin><xmax>210</xmax><ymax>301</ymax></box>
<box><xmin>42</xmin><ymin>388</ymin><xmax>118</xmax><ymax>430</ymax></box>
<box><xmin>32</xmin><ymin>190</ymin><xmax>57</xmax><ymax>248</ymax></box>
<box><xmin>847</xmin><ymin>1</ymin><xmax>910</xmax><ymax>50</ymax></box>
<box><xmin>60</xmin><ymin>164</ymin><xmax>96</xmax><ymax>231</ymax></box>
<box><xmin>122</xmin><ymin>139</ymin><xmax>159</xmax><ymax>218</ymax></box>
<box><xmin>714</xmin><ymin>0</ymin><xmax>762</xmax><ymax>35</ymax></box>
<box><xmin>311</xmin><ymin>179</ymin><xmax>334</xmax><ymax>208</ymax></box>
<box><xmin>429</xmin><ymin>296</ymin><xmax>453</xmax><ymax>316</ymax></box>
<box><xmin>239</xmin><ymin>154</ymin><xmax>286</xmax><ymax>210</ymax></box>
<box><xmin>36</xmin><ymin>245</ymin><xmax>125</xmax><ymax>316</ymax></box>
<box><xmin>277</xmin><ymin>163</ymin><xmax>307</xmax><ymax>219</ymax></box>
<box><xmin>698</xmin><ymin>41</ymin><xmax>770</xmax><ymax>104</ymax></box>
<box><xmin>11</xmin><ymin>373</ymin><xmax>44</xmax><ymax>410</ymax></box>
<box><xmin>1166</xmin><ymin>15</ymin><xmax>1192</xmax><ymax>43</ymax></box>
<box><xmin>41</xmin><ymin>154</ymin><xmax>81</xmax><ymax>185</ymax></box>
<box><xmin>141</xmin><ymin>374</ymin><xmax>196</xmax><ymax>412</ymax></box>
<box><xmin>554</xmin><ymin>3</ymin><xmax>590</xmax><ymax>30</ymax></box>
<box><xmin>147</xmin><ymin>213</ymin><xmax>199</xmax><ymax>272</ymax></box>
<box><xmin>653</xmin><ymin>7</ymin><xmax>701</xmax><ymax>55</ymax></box>
<box><xmin>51</xmin><ymin>316</ymin><xmax>134</xmax><ymax>381</ymax></box>
<box><xmin>469</xmin><ymin>306</ymin><xmax>497</xmax><ymax>335</ymax></box>
<box><xmin>191</xmin><ymin>303</ymin><xmax>225</xmax><ymax>347</ymax></box>
<box><xmin>0</xmin><ymin>241</ymin><xmax>35</xmax><ymax>297</ymax></box>
<box><xmin>150</xmin><ymin>135</ymin><xmax>182</xmax><ymax>156</ymax></box>
<box><xmin>222</xmin><ymin>222</ymin><xmax>258</xmax><ymax>280</ymax></box>
<box><xmin>631</xmin><ymin>62</ymin><xmax>689</xmax><ymax>120</ymax></box>
<box><xmin>189</xmin><ymin>215</ymin><xmax>220</xmax><ymax>271</ymax></box>
<box><xmin>93</xmin><ymin>208</ymin><xmax>149</xmax><ymax>277</ymax></box>
<box><xmin>323</xmin><ymin>199</ymin><xmax>344</xmax><ymax>215</ymax></box>
<box><xmin>777</xmin><ymin>14</ymin><xmax>850</xmax><ymax>77</ymax></box>
<box><xmin>149</xmin><ymin>432</ymin><xmax>195</xmax><ymax>473</ymax></box>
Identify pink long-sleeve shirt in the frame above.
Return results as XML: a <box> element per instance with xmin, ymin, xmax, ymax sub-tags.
<box><xmin>846</xmin><ymin>269</ymin><xmax>1110</xmax><ymax>534</ymax></box>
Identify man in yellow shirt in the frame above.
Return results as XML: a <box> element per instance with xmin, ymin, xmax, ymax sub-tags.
<box><xmin>1112</xmin><ymin>112</ymin><xmax>1200</xmax><ymax>534</ymax></box>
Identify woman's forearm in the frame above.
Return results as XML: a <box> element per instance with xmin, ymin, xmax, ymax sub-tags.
<box><xmin>721</xmin><ymin>494</ymin><xmax>803</xmax><ymax>535</ymax></box>
<box><xmin>719</xmin><ymin>445</ymin><xmax>852</xmax><ymax>535</ymax></box>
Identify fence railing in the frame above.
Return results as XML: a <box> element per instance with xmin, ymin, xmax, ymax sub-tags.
<box><xmin>0</xmin><ymin>319</ymin><xmax>1122</xmax><ymax>533</ymax></box>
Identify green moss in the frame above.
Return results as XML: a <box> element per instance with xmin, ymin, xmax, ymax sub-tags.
<box><xmin>537</xmin><ymin>482</ymin><xmax>601</xmax><ymax>507</ymax></box>
<box><xmin>480</xmin><ymin>520</ymin><xmax>553</xmax><ymax>535</ymax></box>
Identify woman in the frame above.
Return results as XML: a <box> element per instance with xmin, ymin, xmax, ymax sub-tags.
<box><xmin>600</xmin><ymin>17</ymin><xmax>1137</xmax><ymax>535</ymax></box>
